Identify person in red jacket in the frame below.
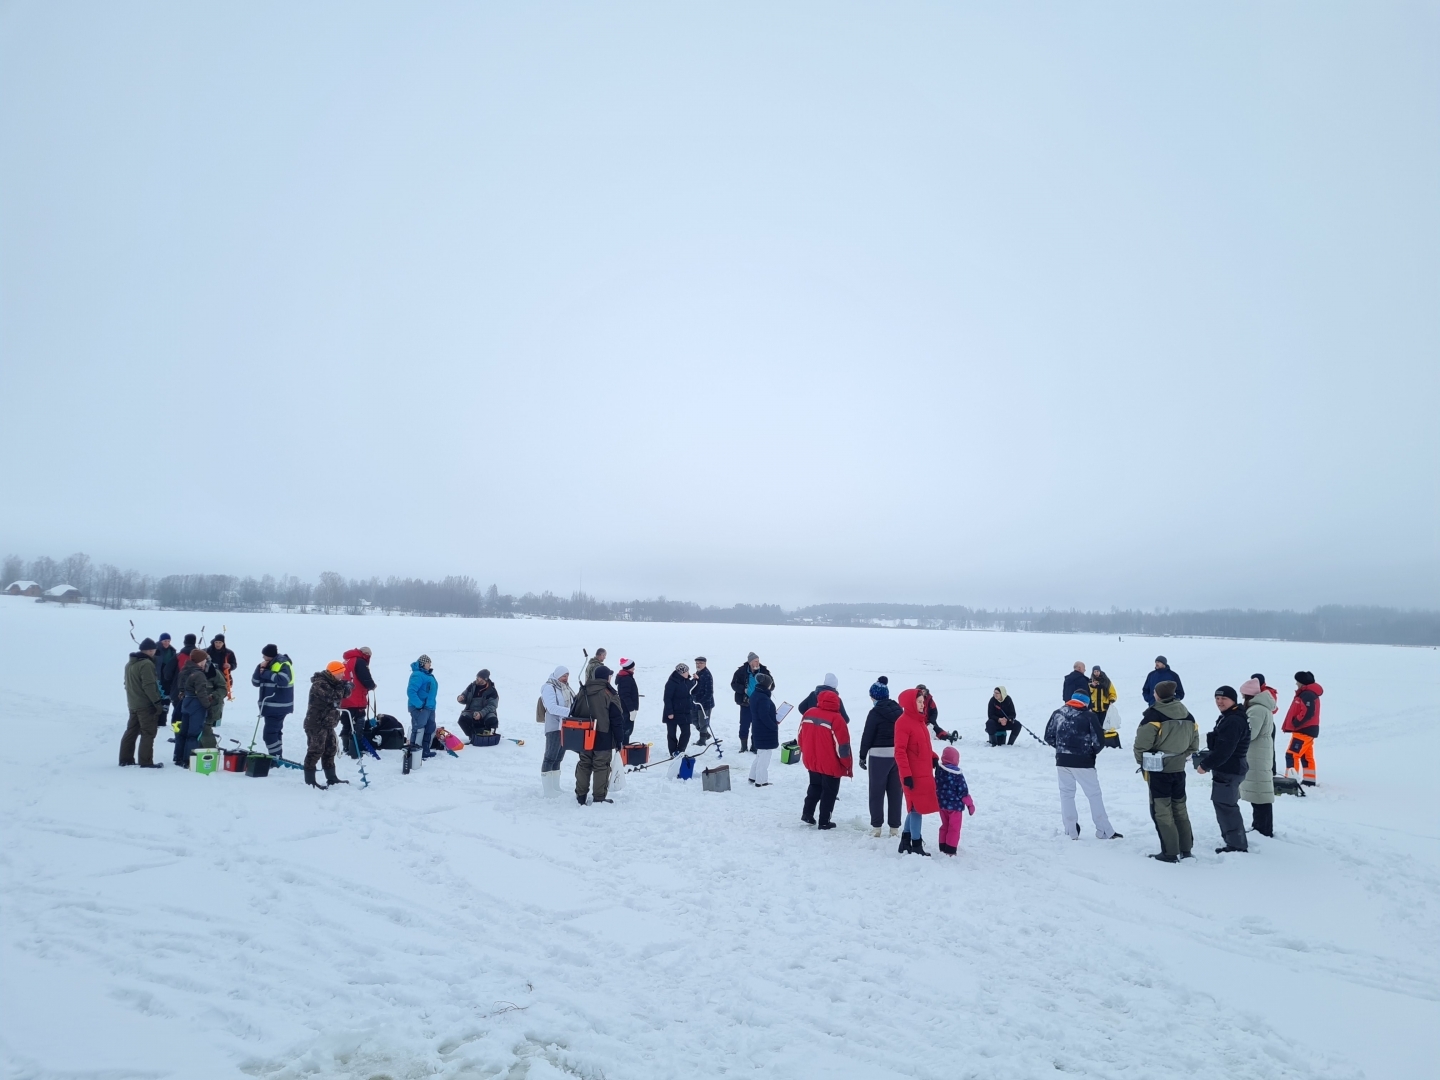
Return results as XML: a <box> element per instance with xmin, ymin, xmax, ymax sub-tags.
<box><xmin>894</xmin><ymin>687</ymin><xmax>940</xmax><ymax>856</ymax></box>
<box><xmin>1282</xmin><ymin>670</ymin><xmax>1323</xmax><ymax>786</ymax></box>
<box><xmin>339</xmin><ymin>647</ymin><xmax>377</xmax><ymax>757</ymax></box>
<box><xmin>797</xmin><ymin>689</ymin><xmax>852</xmax><ymax>830</ymax></box>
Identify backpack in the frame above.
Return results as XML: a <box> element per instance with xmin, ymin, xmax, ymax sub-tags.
<box><xmin>536</xmin><ymin>695</ymin><xmax>547</xmax><ymax>724</ymax></box>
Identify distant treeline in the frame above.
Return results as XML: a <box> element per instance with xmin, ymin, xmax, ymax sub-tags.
<box><xmin>5</xmin><ymin>552</ymin><xmax>1437</xmax><ymax>646</ymax></box>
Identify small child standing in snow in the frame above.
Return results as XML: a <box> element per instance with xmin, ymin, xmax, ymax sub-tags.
<box><xmin>935</xmin><ymin>746</ymin><xmax>975</xmax><ymax>856</ymax></box>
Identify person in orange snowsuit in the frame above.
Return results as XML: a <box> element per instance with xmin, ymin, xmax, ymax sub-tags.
<box><xmin>1282</xmin><ymin>671</ymin><xmax>1323</xmax><ymax>786</ymax></box>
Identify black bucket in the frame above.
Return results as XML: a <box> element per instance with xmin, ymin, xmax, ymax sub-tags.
<box><xmin>244</xmin><ymin>754</ymin><xmax>273</xmax><ymax>777</ymax></box>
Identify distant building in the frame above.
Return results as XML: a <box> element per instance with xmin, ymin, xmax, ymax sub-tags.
<box><xmin>4</xmin><ymin>580</ymin><xmax>42</xmax><ymax>597</ymax></box>
<box><xmin>40</xmin><ymin>584</ymin><xmax>81</xmax><ymax>604</ymax></box>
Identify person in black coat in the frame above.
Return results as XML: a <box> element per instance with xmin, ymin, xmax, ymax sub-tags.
<box><xmin>456</xmin><ymin>671</ymin><xmax>500</xmax><ymax>743</ymax></box>
<box><xmin>986</xmin><ymin>686</ymin><xmax>1021</xmax><ymax>745</ymax></box>
<box><xmin>859</xmin><ymin>681</ymin><xmax>904</xmax><ymax>833</ymax></box>
<box><xmin>617</xmin><ymin>660</ymin><xmax>640</xmax><ymax>722</ymax></box>
<box><xmin>1062</xmin><ymin>662</ymin><xmax>1089</xmax><ymax>702</ymax></box>
<box><xmin>663</xmin><ymin>663</ymin><xmax>696</xmax><ymax>756</ymax></box>
<box><xmin>691</xmin><ymin>657</ymin><xmax>715</xmax><ymax>744</ymax></box>
<box><xmin>1195</xmin><ymin>686</ymin><xmax>1252</xmax><ymax>853</ymax></box>
<box><xmin>747</xmin><ymin>672</ymin><xmax>779</xmax><ymax>786</ymax></box>
<box><xmin>798</xmin><ymin>674</ymin><xmax>850</xmax><ymax>723</ymax></box>
<box><xmin>154</xmin><ymin>633</ymin><xmax>180</xmax><ymax>718</ymax></box>
<box><xmin>731</xmin><ymin>653</ymin><xmax>771</xmax><ymax>752</ymax></box>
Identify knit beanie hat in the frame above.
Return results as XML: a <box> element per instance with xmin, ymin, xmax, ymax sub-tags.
<box><xmin>190</xmin><ymin>649</ymin><xmax>208</xmax><ymax>664</ymax></box>
<box><xmin>1251</xmin><ymin>673</ymin><xmax>1266</xmax><ymax>687</ymax></box>
<box><xmin>159</xmin><ymin>632</ymin><xmax>171</xmax><ymax>642</ymax></box>
<box><xmin>940</xmin><ymin>745</ymin><xmax>961</xmax><ymax>772</ymax></box>
<box><xmin>1214</xmin><ymin>685</ymin><xmax>1238</xmax><ymax>701</ymax></box>
<box><xmin>1068</xmin><ymin>690</ymin><xmax>1091</xmax><ymax>706</ymax></box>
<box><xmin>877</xmin><ymin>675</ymin><xmax>889</xmax><ymax>686</ymax></box>
<box><xmin>262</xmin><ymin>643</ymin><xmax>278</xmax><ymax>658</ymax></box>
<box><xmin>418</xmin><ymin>654</ymin><xmax>432</xmax><ymax>667</ymax></box>
<box><xmin>823</xmin><ymin>673</ymin><xmax>838</xmax><ymax>689</ymax></box>
<box><xmin>675</xmin><ymin>662</ymin><xmax>690</xmax><ymax>675</ymax></box>
<box><xmin>755</xmin><ymin>672</ymin><xmax>774</xmax><ymax>691</ymax></box>
<box><xmin>1239</xmin><ymin>678</ymin><xmax>1262</xmax><ymax>697</ymax></box>
<box><xmin>1155</xmin><ymin>655</ymin><xmax>1167</xmax><ymax>665</ymax></box>
<box><xmin>138</xmin><ymin>637</ymin><xmax>157</xmax><ymax>651</ymax></box>
<box><xmin>1295</xmin><ymin>670</ymin><xmax>1315</xmax><ymax>685</ymax></box>
<box><xmin>747</xmin><ymin>652</ymin><xmax>759</xmax><ymax>662</ymax></box>
<box><xmin>619</xmin><ymin>658</ymin><xmax>634</xmax><ymax>671</ymax></box>
<box><xmin>183</xmin><ymin>634</ymin><xmax>197</xmax><ymax>647</ymax></box>
<box><xmin>1155</xmin><ymin>681</ymin><xmax>1178</xmax><ymax>702</ymax></box>
<box><xmin>870</xmin><ymin>681</ymin><xmax>889</xmax><ymax>700</ymax></box>
<box><xmin>477</xmin><ymin>669</ymin><xmax>490</xmax><ymax>681</ymax></box>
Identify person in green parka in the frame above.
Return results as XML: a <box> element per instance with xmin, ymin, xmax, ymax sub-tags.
<box><xmin>200</xmin><ymin>660</ymin><xmax>228</xmax><ymax>749</ymax></box>
<box><xmin>1133</xmin><ymin>680</ymin><xmax>1200</xmax><ymax>862</ymax></box>
<box><xmin>120</xmin><ymin>639</ymin><xmax>167</xmax><ymax>768</ymax></box>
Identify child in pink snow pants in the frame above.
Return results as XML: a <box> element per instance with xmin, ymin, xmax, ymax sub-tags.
<box><xmin>935</xmin><ymin>745</ymin><xmax>975</xmax><ymax>855</ymax></box>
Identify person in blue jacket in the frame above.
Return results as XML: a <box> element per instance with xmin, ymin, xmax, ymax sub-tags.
<box><xmin>747</xmin><ymin>672</ymin><xmax>780</xmax><ymax>786</ymax></box>
<box><xmin>251</xmin><ymin>643</ymin><xmax>295</xmax><ymax>759</ymax></box>
<box><xmin>1142</xmin><ymin>656</ymin><xmax>1185</xmax><ymax>705</ymax></box>
<box><xmin>407</xmin><ymin>654</ymin><xmax>439</xmax><ymax>761</ymax></box>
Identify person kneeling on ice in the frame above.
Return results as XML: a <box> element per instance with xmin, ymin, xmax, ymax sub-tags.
<box><xmin>573</xmin><ymin>665</ymin><xmax>621</xmax><ymax>804</ymax></box>
<box><xmin>1195</xmin><ymin>687</ymin><xmax>1251</xmax><ymax>854</ymax></box>
<box><xmin>798</xmin><ymin>688</ymin><xmax>852</xmax><ymax>829</ymax></box>
<box><xmin>407</xmin><ymin>655</ymin><xmax>439</xmax><ymax>763</ymax></box>
<box><xmin>1044</xmin><ymin>690</ymin><xmax>1122</xmax><ymax>841</ymax></box>
<box><xmin>303</xmin><ymin>661</ymin><xmax>354</xmax><ymax>789</ymax></box>
<box><xmin>894</xmin><ymin>688</ymin><xmax>939</xmax><ymax>855</ymax></box>
<box><xmin>934</xmin><ymin>747</ymin><xmax>975</xmax><ymax>856</ymax></box>
<box><xmin>1133</xmin><ymin>680</ymin><xmax>1199</xmax><ymax>862</ymax></box>
<box><xmin>748</xmin><ymin>671</ymin><xmax>779</xmax><ymax>786</ymax></box>
<box><xmin>985</xmin><ymin>686</ymin><xmax>1021</xmax><ymax>746</ymax></box>
<box><xmin>456</xmin><ymin>669</ymin><xmax>499</xmax><ymax>744</ymax></box>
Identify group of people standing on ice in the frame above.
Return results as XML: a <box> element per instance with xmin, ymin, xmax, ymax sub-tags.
<box><xmin>1034</xmin><ymin>655</ymin><xmax>1324</xmax><ymax>861</ymax></box>
<box><xmin>119</xmin><ymin>631</ymin><xmax>1325</xmax><ymax>861</ymax></box>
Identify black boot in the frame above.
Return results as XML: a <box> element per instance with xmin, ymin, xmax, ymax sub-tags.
<box><xmin>897</xmin><ymin>832</ymin><xmax>913</xmax><ymax>854</ymax></box>
<box><xmin>323</xmin><ymin>765</ymin><xmax>349</xmax><ymax>786</ymax></box>
<box><xmin>305</xmin><ymin>766</ymin><xmax>326</xmax><ymax>790</ymax></box>
<box><xmin>910</xmin><ymin>837</ymin><xmax>932</xmax><ymax>856</ymax></box>
<box><xmin>1148</xmin><ymin>853</ymin><xmax>1178</xmax><ymax>863</ymax></box>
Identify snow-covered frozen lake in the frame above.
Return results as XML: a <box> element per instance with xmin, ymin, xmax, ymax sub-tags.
<box><xmin>1</xmin><ymin>596</ymin><xmax>1436</xmax><ymax>1079</ymax></box>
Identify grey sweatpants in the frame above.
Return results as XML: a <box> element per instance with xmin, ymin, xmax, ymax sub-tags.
<box><xmin>1211</xmin><ymin>771</ymin><xmax>1249</xmax><ymax>851</ymax></box>
<box><xmin>1057</xmin><ymin>766</ymin><xmax>1116</xmax><ymax>839</ymax></box>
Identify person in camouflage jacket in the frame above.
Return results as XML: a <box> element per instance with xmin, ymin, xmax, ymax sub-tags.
<box><xmin>174</xmin><ymin>650</ymin><xmax>215</xmax><ymax>766</ymax></box>
<box><xmin>121</xmin><ymin>639</ymin><xmax>166</xmax><ymax>768</ymax></box>
<box><xmin>303</xmin><ymin>663</ymin><xmax>353</xmax><ymax>790</ymax></box>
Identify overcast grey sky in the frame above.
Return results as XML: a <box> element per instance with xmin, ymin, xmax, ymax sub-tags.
<box><xmin>2</xmin><ymin>1</ymin><xmax>1436</xmax><ymax>610</ymax></box>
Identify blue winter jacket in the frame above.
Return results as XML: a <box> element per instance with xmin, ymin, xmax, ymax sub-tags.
<box><xmin>934</xmin><ymin>766</ymin><xmax>970</xmax><ymax>812</ymax></box>
<box><xmin>748</xmin><ymin>687</ymin><xmax>780</xmax><ymax>750</ymax></box>
<box><xmin>252</xmin><ymin>655</ymin><xmax>295</xmax><ymax>716</ymax></box>
<box><xmin>1142</xmin><ymin>666</ymin><xmax>1185</xmax><ymax>705</ymax></box>
<box><xmin>1044</xmin><ymin>704</ymin><xmax>1105</xmax><ymax>769</ymax></box>
<box><xmin>407</xmin><ymin>662</ymin><xmax>438</xmax><ymax>710</ymax></box>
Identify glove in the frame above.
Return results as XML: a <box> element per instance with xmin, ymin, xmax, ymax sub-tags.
<box><xmin>962</xmin><ymin>795</ymin><xmax>975</xmax><ymax>815</ymax></box>
<box><xmin>903</xmin><ymin>775</ymin><xmax>914</xmax><ymax>789</ymax></box>
<box><xmin>859</xmin><ymin>759</ymin><xmax>867</xmax><ymax>770</ymax></box>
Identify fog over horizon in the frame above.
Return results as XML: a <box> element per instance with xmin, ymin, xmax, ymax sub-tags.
<box><xmin>2</xmin><ymin>3</ymin><xmax>1436</xmax><ymax>613</ymax></box>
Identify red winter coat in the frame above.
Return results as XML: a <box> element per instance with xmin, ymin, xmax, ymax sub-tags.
<box><xmin>341</xmin><ymin>648</ymin><xmax>375</xmax><ymax>710</ymax></box>
<box><xmin>894</xmin><ymin>689</ymin><xmax>939</xmax><ymax>814</ymax></box>
<box><xmin>798</xmin><ymin>690</ymin><xmax>853</xmax><ymax>778</ymax></box>
<box><xmin>1282</xmin><ymin>682</ymin><xmax>1323</xmax><ymax>736</ymax></box>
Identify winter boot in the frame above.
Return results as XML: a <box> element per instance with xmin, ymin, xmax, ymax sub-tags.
<box><xmin>871</xmin><ymin>826</ymin><xmax>882</xmax><ymax>837</ymax></box>
<box><xmin>1148</xmin><ymin>853</ymin><xmax>1178</xmax><ymax>863</ymax></box>
<box><xmin>938</xmin><ymin>842</ymin><xmax>956</xmax><ymax>856</ymax></box>
<box><xmin>304</xmin><ymin>767</ymin><xmax>326</xmax><ymax>790</ymax></box>
<box><xmin>139</xmin><ymin>762</ymin><xmax>164</xmax><ymax>769</ymax></box>
<box><xmin>323</xmin><ymin>764</ymin><xmax>349</xmax><ymax>786</ymax></box>
<box><xmin>890</xmin><ymin>826</ymin><xmax>900</xmax><ymax>837</ymax></box>
<box><xmin>818</xmin><ymin>821</ymin><xmax>837</xmax><ymax>831</ymax></box>
<box><xmin>897</xmin><ymin>832</ymin><xmax>913</xmax><ymax>854</ymax></box>
<box><xmin>910</xmin><ymin>837</ymin><xmax>932</xmax><ymax>856</ymax></box>
<box><xmin>577</xmin><ymin>793</ymin><xmax>588</xmax><ymax>806</ymax></box>
<box><xmin>542</xmin><ymin>771</ymin><xmax>562</xmax><ymax>799</ymax></box>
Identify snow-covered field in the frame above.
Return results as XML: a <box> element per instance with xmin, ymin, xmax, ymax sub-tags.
<box><xmin>1</xmin><ymin>596</ymin><xmax>1437</xmax><ymax>1080</ymax></box>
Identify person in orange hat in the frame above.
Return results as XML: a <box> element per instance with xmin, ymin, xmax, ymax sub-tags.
<box><xmin>302</xmin><ymin>661</ymin><xmax>353</xmax><ymax>789</ymax></box>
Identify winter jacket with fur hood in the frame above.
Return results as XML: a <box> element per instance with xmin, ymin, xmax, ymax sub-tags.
<box><xmin>894</xmin><ymin>689</ymin><xmax>939</xmax><ymax>814</ymax></box>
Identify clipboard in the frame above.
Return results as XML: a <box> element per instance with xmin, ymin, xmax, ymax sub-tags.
<box><xmin>775</xmin><ymin>702</ymin><xmax>794</xmax><ymax>724</ymax></box>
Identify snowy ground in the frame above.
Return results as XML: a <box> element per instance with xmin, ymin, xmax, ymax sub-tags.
<box><xmin>1</xmin><ymin>597</ymin><xmax>1437</xmax><ymax>1079</ymax></box>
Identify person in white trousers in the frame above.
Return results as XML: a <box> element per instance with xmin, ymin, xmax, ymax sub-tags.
<box><xmin>748</xmin><ymin>672</ymin><xmax>779</xmax><ymax>787</ymax></box>
<box><xmin>1044</xmin><ymin>691</ymin><xmax>1123</xmax><ymax>840</ymax></box>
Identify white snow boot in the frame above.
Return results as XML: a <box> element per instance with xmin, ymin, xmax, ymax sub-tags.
<box><xmin>541</xmin><ymin>771</ymin><xmax>562</xmax><ymax>799</ymax></box>
<box><xmin>871</xmin><ymin>827</ymin><xmax>882</xmax><ymax>837</ymax></box>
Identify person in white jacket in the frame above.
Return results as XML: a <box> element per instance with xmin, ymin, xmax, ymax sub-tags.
<box><xmin>540</xmin><ymin>666</ymin><xmax>575</xmax><ymax>798</ymax></box>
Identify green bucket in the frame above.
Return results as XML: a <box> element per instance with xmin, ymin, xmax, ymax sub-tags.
<box><xmin>191</xmin><ymin>748</ymin><xmax>220</xmax><ymax>775</ymax></box>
